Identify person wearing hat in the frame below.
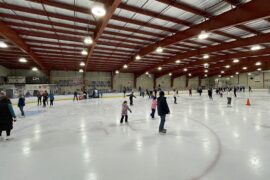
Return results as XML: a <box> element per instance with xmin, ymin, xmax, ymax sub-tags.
<box><xmin>0</xmin><ymin>91</ymin><xmax>16</xmax><ymax>140</ymax></box>
<box><xmin>157</xmin><ymin>91</ymin><xmax>170</xmax><ymax>134</ymax></box>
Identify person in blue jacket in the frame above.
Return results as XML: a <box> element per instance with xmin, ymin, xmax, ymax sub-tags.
<box><xmin>49</xmin><ymin>92</ymin><xmax>55</xmax><ymax>107</ymax></box>
<box><xmin>18</xmin><ymin>94</ymin><xmax>25</xmax><ymax>117</ymax></box>
<box><xmin>0</xmin><ymin>91</ymin><xmax>16</xmax><ymax>140</ymax></box>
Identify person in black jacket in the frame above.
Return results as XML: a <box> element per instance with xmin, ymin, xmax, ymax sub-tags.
<box><xmin>157</xmin><ymin>91</ymin><xmax>170</xmax><ymax>134</ymax></box>
<box><xmin>0</xmin><ymin>92</ymin><xmax>17</xmax><ymax>140</ymax></box>
<box><xmin>127</xmin><ymin>92</ymin><xmax>136</xmax><ymax>106</ymax></box>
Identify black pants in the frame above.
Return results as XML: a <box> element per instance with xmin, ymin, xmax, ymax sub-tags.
<box><xmin>43</xmin><ymin>99</ymin><xmax>47</xmax><ymax>107</ymax></box>
<box><xmin>19</xmin><ymin>106</ymin><xmax>24</xmax><ymax>116</ymax></box>
<box><xmin>0</xmin><ymin>130</ymin><xmax>11</xmax><ymax>136</ymax></box>
<box><xmin>234</xmin><ymin>92</ymin><xmax>237</xmax><ymax>97</ymax></box>
<box><xmin>120</xmin><ymin>115</ymin><xmax>128</xmax><ymax>123</ymax></box>
<box><xmin>50</xmin><ymin>100</ymin><xmax>54</xmax><ymax>106</ymax></box>
<box><xmin>151</xmin><ymin>109</ymin><xmax>156</xmax><ymax>118</ymax></box>
<box><xmin>159</xmin><ymin>115</ymin><xmax>166</xmax><ymax>131</ymax></box>
<box><xmin>130</xmin><ymin>99</ymin><xmax>133</xmax><ymax>106</ymax></box>
<box><xmin>174</xmin><ymin>97</ymin><xmax>177</xmax><ymax>104</ymax></box>
<box><xmin>38</xmin><ymin>97</ymin><xmax>42</xmax><ymax>106</ymax></box>
<box><xmin>227</xmin><ymin>97</ymin><xmax>232</xmax><ymax>105</ymax></box>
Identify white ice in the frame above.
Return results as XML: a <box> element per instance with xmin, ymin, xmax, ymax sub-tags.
<box><xmin>0</xmin><ymin>91</ymin><xmax>270</xmax><ymax>180</ymax></box>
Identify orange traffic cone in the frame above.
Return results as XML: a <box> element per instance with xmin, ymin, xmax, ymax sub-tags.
<box><xmin>246</xmin><ymin>98</ymin><xmax>251</xmax><ymax>106</ymax></box>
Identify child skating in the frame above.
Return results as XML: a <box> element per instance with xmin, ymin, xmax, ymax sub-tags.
<box><xmin>18</xmin><ymin>94</ymin><xmax>25</xmax><ymax>117</ymax></box>
<box><xmin>227</xmin><ymin>89</ymin><xmax>232</xmax><ymax>107</ymax></box>
<box><xmin>173</xmin><ymin>89</ymin><xmax>177</xmax><ymax>104</ymax></box>
<box><xmin>49</xmin><ymin>92</ymin><xmax>54</xmax><ymax>107</ymax></box>
<box><xmin>120</xmin><ymin>101</ymin><xmax>132</xmax><ymax>124</ymax></box>
<box><xmin>127</xmin><ymin>92</ymin><xmax>136</xmax><ymax>106</ymax></box>
<box><xmin>150</xmin><ymin>96</ymin><xmax>157</xmax><ymax>119</ymax></box>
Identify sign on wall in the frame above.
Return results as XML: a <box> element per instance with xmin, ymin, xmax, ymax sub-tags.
<box><xmin>8</xmin><ymin>76</ymin><xmax>26</xmax><ymax>84</ymax></box>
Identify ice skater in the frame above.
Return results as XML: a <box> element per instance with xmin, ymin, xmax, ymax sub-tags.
<box><xmin>173</xmin><ymin>89</ymin><xmax>177</xmax><ymax>104</ymax></box>
<box><xmin>120</xmin><ymin>101</ymin><xmax>132</xmax><ymax>124</ymax></box>
<box><xmin>123</xmin><ymin>88</ymin><xmax>126</xmax><ymax>98</ymax></box>
<box><xmin>37</xmin><ymin>91</ymin><xmax>42</xmax><ymax>106</ymax></box>
<box><xmin>127</xmin><ymin>92</ymin><xmax>136</xmax><ymax>106</ymax></box>
<box><xmin>226</xmin><ymin>89</ymin><xmax>232</xmax><ymax>107</ymax></box>
<box><xmin>73</xmin><ymin>91</ymin><xmax>78</xmax><ymax>101</ymax></box>
<box><xmin>198</xmin><ymin>87</ymin><xmax>202</xmax><ymax>96</ymax></box>
<box><xmin>233</xmin><ymin>87</ymin><xmax>237</xmax><ymax>97</ymax></box>
<box><xmin>49</xmin><ymin>92</ymin><xmax>54</xmax><ymax>107</ymax></box>
<box><xmin>0</xmin><ymin>92</ymin><xmax>16</xmax><ymax>140</ymax></box>
<box><xmin>208</xmin><ymin>88</ymin><xmax>213</xmax><ymax>99</ymax></box>
<box><xmin>18</xmin><ymin>94</ymin><xmax>25</xmax><ymax>117</ymax></box>
<box><xmin>157</xmin><ymin>91</ymin><xmax>170</xmax><ymax>134</ymax></box>
<box><xmin>249</xmin><ymin>86</ymin><xmax>252</xmax><ymax>93</ymax></box>
<box><xmin>189</xmin><ymin>88</ymin><xmax>192</xmax><ymax>96</ymax></box>
<box><xmin>43</xmin><ymin>91</ymin><xmax>48</xmax><ymax>107</ymax></box>
<box><xmin>150</xmin><ymin>96</ymin><xmax>157</xmax><ymax>119</ymax></box>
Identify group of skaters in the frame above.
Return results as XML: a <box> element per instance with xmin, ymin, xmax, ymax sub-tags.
<box><xmin>121</xmin><ymin>87</ymin><xmax>170</xmax><ymax>134</ymax></box>
<box><xmin>37</xmin><ymin>91</ymin><xmax>55</xmax><ymax>107</ymax></box>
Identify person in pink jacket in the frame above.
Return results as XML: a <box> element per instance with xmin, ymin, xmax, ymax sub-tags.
<box><xmin>120</xmin><ymin>101</ymin><xmax>132</xmax><ymax>124</ymax></box>
<box><xmin>150</xmin><ymin>96</ymin><xmax>157</xmax><ymax>119</ymax></box>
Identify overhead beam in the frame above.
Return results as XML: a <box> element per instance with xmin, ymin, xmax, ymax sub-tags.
<box><xmin>84</xmin><ymin>0</ymin><xmax>122</xmax><ymax>70</ymax></box>
<box><xmin>0</xmin><ymin>21</ymin><xmax>46</xmax><ymax>69</ymax></box>
<box><xmin>122</xmin><ymin>0</ymin><xmax>270</xmax><ymax>68</ymax></box>
<box><xmin>140</xmin><ymin>32</ymin><xmax>270</xmax><ymax>76</ymax></box>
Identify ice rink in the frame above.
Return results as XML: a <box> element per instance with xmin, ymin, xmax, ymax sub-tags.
<box><xmin>1</xmin><ymin>91</ymin><xmax>270</xmax><ymax>180</ymax></box>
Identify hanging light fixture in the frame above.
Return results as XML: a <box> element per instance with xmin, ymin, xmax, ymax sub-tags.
<box><xmin>80</xmin><ymin>62</ymin><xmax>85</xmax><ymax>67</ymax></box>
<box><xmin>198</xmin><ymin>31</ymin><xmax>209</xmax><ymax>40</ymax></box>
<box><xmin>255</xmin><ymin>62</ymin><xmax>261</xmax><ymax>66</ymax></box>
<box><xmin>175</xmin><ymin>60</ymin><xmax>181</xmax><ymax>64</ymax></box>
<box><xmin>225</xmin><ymin>65</ymin><xmax>230</xmax><ymax>68</ymax></box>
<box><xmin>183</xmin><ymin>68</ymin><xmax>188</xmax><ymax>72</ymax></box>
<box><xmin>250</xmin><ymin>45</ymin><xmax>262</xmax><ymax>51</ymax></box>
<box><xmin>115</xmin><ymin>70</ymin><xmax>119</xmax><ymax>74</ymax></box>
<box><xmin>188</xmin><ymin>73</ymin><xmax>192</xmax><ymax>76</ymax></box>
<box><xmin>203</xmin><ymin>54</ymin><xmax>209</xmax><ymax>59</ymax></box>
<box><xmin>79</xmin><ymin>69</ymin><xmax>84</xmax><ymax>73</ymax></box>
<box><xmin>204</xmin><ymin>69</ymin><xmax>208</xmax><ymax>73</ymax></box>
<box><xmin>203</xmin><ymin>63</ymin><xmax>209</xmax><ymax>69</ymax></box>
<box><xmin>158</xmin><ymin>67</ymin><xmax>162</xmax><ymax>70</ymax></box>
<box><xmin>135</xmin><ymin>55</ymin><xmax>141</xmax><ymax>60</ymax></box>
<box><xmin>257</xmin><ymin>68</ymin><xmax>262</xmax><ymax>71</ymax></box>
<box><xmin>169</xmin><ymin>73</ymin><xmax>172</xmax><ymax>76</ymax></box>
<box><xmin>81</xmin><ymin>49</ymin><xmax>88</xmax><ymax>55</ymax></box>
<box><xmin>0</xmin><ymin>41</ymin><xmax>8</xmax><ymax>48</ymax></box>
<box><xmin>91</xmin><ymin>2</ymin><xmax>106</xmax><ymax>17</ymax></box>
<box><xmin>19</xmin><ymin>57</ymin><xmax>27</xmax><ymax>63</ymax></box>
<box><xmin>32</xmin><ymin>67</ymin><xmax>38</xmax><ymax>71</ymax></box>
<box><xmin>145</xmin><ymin>72</ymin><xmax>149</xmax><ymax>75</ymax></box>
<box><xmin>221</xmin><ymin>70</ymin><xmax>225</xmax><ymax>74</ymax></box>
<box><xmin>242</xmin><ymin>67</ymin><xmax>247</xmax><ymax>70</ymax></box>
<box><xmin>233</xmin><ymin>59</ymin><xmax>239</xmax><ymax>63</ymax></box>
<box><xmin>204</xmin><ymin>74</ymin><xmax>208</xmax><ymax>77</ymax></box>
<box><xmin>156</xmin><ymin>46</ymin><xmax>163</xmax><ymax>53</ymax></box>
<box><xmin>84</xmin><ymin>36</ymin><xmax>93</xmax><ymax>45</ymax></box>
<box><xmin>235</xmin><ymin>72</ymin><xmax>239</xmax><ymax>75</ymax></box>
<box><xmin>123</xmin><ymin>64</ymin><xmax>128</xmax><ymax>69</ymax></box>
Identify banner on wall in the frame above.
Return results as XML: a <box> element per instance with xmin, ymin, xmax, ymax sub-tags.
<box><xmin>8</xmin><ymin>76</ymin><xmax>26</xmax><ymax>84</ymax></box>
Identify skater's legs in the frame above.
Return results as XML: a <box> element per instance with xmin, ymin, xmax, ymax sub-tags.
<box><xmin>125</xmin><ymin>115</ymin><xmax>128</xmax><ymax>122</ymax></box>
<box><xmin>159</xmin><ymin>115</ymin><xmax>166</xmax><ymax>132</ymax></box>
<box><xmin>120</xmin><ymin>115</ymin><xmax>124</xmax><ymax>123</ymax></box>
<box><xmin>19</xmin><ymin>106</ymin><xmax>24</xmax><ymax>116</ymax></box>
<box><xmin>6</xmin><ymin>129</ymin><xmax>11</xmax><ymax>136</ymax></box>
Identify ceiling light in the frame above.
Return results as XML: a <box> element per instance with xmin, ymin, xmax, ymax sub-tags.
<box><xmin>233</xmin><ymin>59</ymin><xmax>239</xmax><ymax>63</ymax></box>
<box><xmin>80</xmin><ymin>62</ymin><xmax>85</xmax><ymax>67</ymax></box>
<box><xmin>248</xmin><ymin>73</ymin><xmax>252</xmax><ymax>76</ymax></box>
<box><xmin>203</xmin><ymin>54</ymin><xmax>209</xmax><ymax>59</ymax></box>
<box><xmin>183</xmin><ymin>68</ymin><xmax>188</xmax><ymax>72</ymax></box>
<box><xmin>225</xmin><ymin>65</ymin><xmax>230</xmax><ymax>68</ymax></box>
<box><xmin>203</xmin><ymin>63</ymin><xmax>209</xmax><ymax>68</ymax></box>
<box><xmin>123</xmin><ymin>64</ymin><xmax>128</xmax><ymax>69</ymax></box>
<box><xmin>91</xmin><ymin>3</ymin><xmax>106</xmax><ymax>17</ymax></box>
<box><xmin>175</xmin><ymin>60</ymin><xmax>181</xmax><ymax>64</ymax></box>
<box><xmin>250</xmin><ymin>45</ymin><xmax>262</xmax><ymax>51</ymax></box>
<box><xmin>156</xmin><ymin>46</ymin><xmax>163</xmax><ymax>53</ymax></box>
<box><xmin>158</xmin><ymin>67</ymin><xmax>162</xmax><ymax>70</ymax></box>
<box><xmin>169</xmin><ymin>73</ymin><xmax>172</xmax><ymax>76</ymax></box>
<box><xmin>204</xmin><ymin>69</ymin><xmax>208</xmax><ymax>73</ymax></box>
<box><xmin>79</xmin><ymin>69</ymin><xmax>84</xmax><ymax>73</ymax></box>
<box><xmin>242</xmin><ymin>67</ymin><xmax>247</xmax><ymax>70</ymax></box>
<box><xmin>218</xmin><ymin>75</ymin><xmax>222</xmax><ymax>77</ymax></box>
<box><xmin>19</xmin><ymin>57</ymin><xmax>27</xmax><ymax>63</ymax></box>
<box><xmin>84</xmin><ymin>36</ymin><xmax>93</xmax><ymax>45</ymax></box>
<box><xmin>236</xmin><ymin>72</ymin><xmax>239</xmax><ymax>75</ymax></box>
<box><xmin>81</xmin><ymin>49</ymin><xmax>88</xmax><ymax>55</ymax></box>
<box><xmin>145</xmin><ymin>72</ymin><xmax>149</xmax><ymax>75</ymax></box>
<box><xmin>115</xmin><ymin>70</ymin><xmax>119</xmax><ymax>74</ymax></box>
<box><xmin>135</xmin><ymin>55</ymin><xmax>141</xmax><ymax>60</ymax></box>
<box><xmin>204</xmin><ymin>74</ymin><xmax>208</xmax><ymax>77</ymax></box>
<box><xmin>0</xmin><ymin>41</ymin><xmax>8</xmax><ymax>48</ymax></box>
<box><xmin>198</xmin><ymin>30</ymin><xmax>209</xmax><ymax>40</ymax></box>
<box><xmin>230</xmin><ymin>75</ymin><xmax>234</xmax><ymax>78</ymax></box>
<box><xmin>257</xmin><ymin>68</ymin><xmax>262</xmax><ymax>71</ymax></box>
<box><xmin>32</xmin><ymin>67</ymin><xmax>38</xmax><ymax>71</ymax></box>
<box><xmin>221</xmin><ymin>70</ymin><xmax>225</xmax><ymax>74</ymax></box>
<box><xmin>188</xmin><ymin>73</ymin><xmax>192</xmax><ymax>77</ymax></box>
<box><xmin>255</xmin><ymin>62</ymin><xmax>261</xmax><ymax>66</ymax></box>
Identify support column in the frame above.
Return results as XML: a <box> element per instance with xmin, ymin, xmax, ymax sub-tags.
<box><xmin>198</xmin><ymin>77</ymin><xmax>202</xmax><ymax>86</ymax></box>
<box><xmin>263</xmin><ymin>72</ymin><xmax>265</xmax><ymax>88</ymax></box>
<box><xmin>170</xmin><ymin>76</ymin><xmax>173</xmax><ymax>88</ymax></box>
<box><xmin>111</xmin><ymin>72</ymin><xmax>114</xmax><ymax>90</ymax></box>
<box><xmin>153</xmin><ymin>77</ymin><xmax>156</xmax><ymax>88</ymax></box>
<box><xmin>134</xmin><ymin>74</ymin><xmax>137</xmax><ymax>89</ymax></box>
<box><xmin>82</xmin><ymin>71</ymin><xmax>86</xmax><ymax>91</ymax></box>
<box><xmin>185</xmin><ymin>75</ymin><xmax>189</xmax><ymax>88</ymax></box>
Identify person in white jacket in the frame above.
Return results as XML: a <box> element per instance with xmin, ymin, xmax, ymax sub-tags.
<box><xmin>227</xmin><ymin>89</ymin><xmax>233</xmax><ymax>107</ymax></box>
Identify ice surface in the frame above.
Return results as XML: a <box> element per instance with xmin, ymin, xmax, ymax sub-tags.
<box><xmin>0</xmin><ymin>91</ymin><xmax>270</xmax><ymax>180</ymax></box>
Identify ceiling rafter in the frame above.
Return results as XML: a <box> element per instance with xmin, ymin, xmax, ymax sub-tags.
<box><xmin>0</xmin><ymin>21</ymin><xmax>46</xmax><ymax>69</ymax></box>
